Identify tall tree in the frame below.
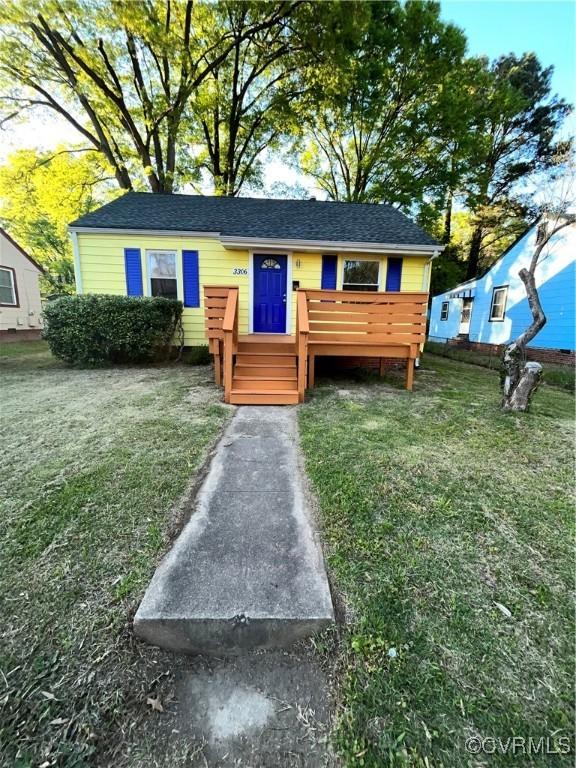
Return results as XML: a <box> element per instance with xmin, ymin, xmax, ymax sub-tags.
<box><xmin>461</xmin><ymin>53</ymin><xmax>571</xmax><ymax>279</ymax></box>
<box><xmin>296</xmin><ymin>1</ymin><xmax>467</xmax><ymax>206</ymax></box>
<box><xmin>0</xmin><ymin>148</ymin><xmax>116</xmax><ymax>293</ymax></box>
<box><xmin>0</xmin><ymin>0</ymin><xmax>297</xmax><ymax>193</ymax></box>
<box><xmin>189</xmin><ymin>1</ymin><xmax>358</xmax><ymax>196</ymax></box>
<box><xmin>415</xmin><ymin>56</ymin><xmax>491</xmax><ymax>245</ymax></box>
<box><xmin>190</xmin><ymin>2</ymin><xmax>301</xmax><ymax>195</ymax></box>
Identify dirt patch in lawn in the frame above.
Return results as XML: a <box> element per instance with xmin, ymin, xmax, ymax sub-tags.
<box><xmin>123</xmin><ymin>646</ymin><xmax>337</xmax><ymax>768</ymax></box>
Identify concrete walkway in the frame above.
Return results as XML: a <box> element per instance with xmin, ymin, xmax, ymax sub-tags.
<box><xmin>135</xmin><ymin>406</ymin><xmax>334</xmax><ymax>654</ymax></box>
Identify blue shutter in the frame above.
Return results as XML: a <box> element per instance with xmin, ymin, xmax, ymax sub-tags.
<box><xmin>182</xmin><ymin>250</ymin><xmax>200</xmax><ymax>308</ymax></box>
<box><xmin>385</xmin><ymin>257</ymin><xmax>403</xmax><ymax>292</ymax></box>
<box><xmin>321</xmin><ymin>255</ymin><xmax>337</xmax><ymax>290</ymax></box>
<box><xmin>124</xmin><ymin>248</ymin><xmax>143</xmax><ymax>296</ymax></box>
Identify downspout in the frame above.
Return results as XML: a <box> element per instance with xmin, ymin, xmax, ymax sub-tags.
<box><xmin>417</xmin><ymin>249</ymin><xmax>438</xmax><ymax>367</ymax></box>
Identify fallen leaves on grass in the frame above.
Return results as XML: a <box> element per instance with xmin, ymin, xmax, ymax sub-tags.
<box><xmin>494</xmin><ymin>601</ymin><xmax>513</xmax><ymax>619</ymax></box>
<box><xmin>146</xmin><ymin>695</ymin><xmax>164</xmax><ymax>713</ymax></box>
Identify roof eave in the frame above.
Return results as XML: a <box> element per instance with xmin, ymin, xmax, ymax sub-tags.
<box><xmin>0</xmin><ymin>227</ymin><xmax>45</xmax><ymax>273</ymax></box>
<box><xmin>68</xmin><ymin>227</ymin><xmax>442</xmax><ymax>256</ymax></box>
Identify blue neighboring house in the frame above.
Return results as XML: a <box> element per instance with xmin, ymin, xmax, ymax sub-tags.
<box><xmin>428</xmin><ymin>218</ymin><xmax>576</xmax><ymax>364</ymax></box>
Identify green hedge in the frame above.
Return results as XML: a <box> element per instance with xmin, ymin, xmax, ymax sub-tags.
<box><xmin>42</xmin><ymin>294</ymin><xmax>183</xmax><ymax>366</ymax></box>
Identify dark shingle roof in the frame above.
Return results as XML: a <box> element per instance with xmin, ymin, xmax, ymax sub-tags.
<box><xmin>70</xmin><ymin>192</ymin><xmax>438</xmax><ymax>247</ymax></box>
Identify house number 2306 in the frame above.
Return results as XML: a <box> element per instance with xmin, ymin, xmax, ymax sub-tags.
<box><xmin>232</xmin><ymin>267</ymin><xmax>248</xmax><ymax>275</ymax></box>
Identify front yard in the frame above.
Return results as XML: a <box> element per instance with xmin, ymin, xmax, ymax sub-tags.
<box><xmin>299</xmin><ymin>357</ymin><xmax>575</xmax><ymax>766</ymax></box>
<box><xmin>1</xmin><ymin>343</ymin><xmax>574</xmax><ymax>767</ymax></box>
<box><xmin>0</xmin><ymin>343</ymin><xmax>230</xmax><ymax>767</ymax></box>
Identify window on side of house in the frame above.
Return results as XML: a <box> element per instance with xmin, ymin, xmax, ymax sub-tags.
<box><xmin>440</xmin><ymin>301</ymin><xmax>449</xmax><ymax>320</ymax></box>
<box><xmin>147</xmin><ymin>251</ymin><xmax>178</xmax><ymax>299</ymax></box>
<box><xmin>489</xmin><ymin>286</ymin><xmax>508</xmax><ymax>321</ymax></box>
<box><xmin>342</xmin><ymin>259</ymin><xmax>380</xmax><ymax>291</ymax></box>
<box><xmin>0</xmin><ymin>266</ymin><xmax>17</xmax><ymax>306</ymax></box>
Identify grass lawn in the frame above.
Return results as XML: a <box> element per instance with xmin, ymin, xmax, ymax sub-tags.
<box><xmin>425</xmin><ymin>340</ymin><xmax>575</xmax><ymax>392</ymax></box>
<box><xmin>299</xmin><ymin>356</ymin><xmax>575</xmax><ymax>767</ymax></box>
<box><xmin>0</xmin><ymin>342</ymin><xmax>230</xmax><ymax>767</ymax></box>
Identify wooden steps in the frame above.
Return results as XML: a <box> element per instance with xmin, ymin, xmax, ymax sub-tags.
<box><xmin>229</xmin><ymin>338</ymin><xmax>299</xmax><ymax>405</ymax></box>
<box><xmin>229</xmin><ymin>391</ymin><xmax>299</xmax><ymax>405</ymax></box>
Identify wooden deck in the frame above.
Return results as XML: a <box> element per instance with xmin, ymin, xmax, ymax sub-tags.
<box><xmin>204</xmin><ymin>286</ymin><xmax>428</xmax><ymax>405</ymax></box>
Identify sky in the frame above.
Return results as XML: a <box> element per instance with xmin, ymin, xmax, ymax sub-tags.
<box><xmin>442</xmin><ymin>0</ymin><xmax>575</xmax><ymax>127</ymax></box>
<box><xmin>0</xmin><ymin>0</ymin><xmax>574</xmax><ymax>186</ymax></box>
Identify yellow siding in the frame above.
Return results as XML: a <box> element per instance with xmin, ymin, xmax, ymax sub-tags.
<box><xmin>79</xmin><ymin>233</ymin><xmax>251</xmax><ymax>345</ymax></box>
<box><xmin>77</xmin><ymin>233</ymin><xmax>431</xmax><ymax>345</ymax></box>
<box><xmin>400</xmin><ymin>256</ymin><xmax>430</xmax><ymax>291</ymax></box>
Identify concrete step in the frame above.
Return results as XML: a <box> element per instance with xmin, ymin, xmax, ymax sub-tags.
<box><xmin>134</xmin><ymin>407</ymin><xmax>334</xmax><ymax>654</ymax></box>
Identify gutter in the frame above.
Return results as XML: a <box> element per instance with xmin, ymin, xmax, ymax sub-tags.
<box><xmin>68</xmin><ymin>226</ymin><xmax>221</xmax><ymax>238</ymax></box>
<box><xmin>220</xmin><ymin>235</ymin><xmax>443</xmax><ymax>255</ymax></box>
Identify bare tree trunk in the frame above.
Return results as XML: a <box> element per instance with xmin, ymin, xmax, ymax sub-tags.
<box><xmin>501</xmin><ymin>216</ymin><xmax>574</xmax><ymax>411</ymax></box>
<box><xmin>502</xmin><ymin>361</ymin><xmax>543</xmax><ymax>411</ymax></box>
<box><xmin>501</xmin><ymin>266</ymin><xmax>546</xmax><ymax>411</ymax></box>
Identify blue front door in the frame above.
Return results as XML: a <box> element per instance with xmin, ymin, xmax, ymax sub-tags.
<box><xmin>253</xmin><ymin>254</ymin><xmax>288</xmax><ymax>333</ymax></box>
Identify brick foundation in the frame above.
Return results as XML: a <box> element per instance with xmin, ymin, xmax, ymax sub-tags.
<box><xmin>0</xmin><ymin>329</ymin><xmax>43</xmax><ymax>343</ymax></box>
<box><xmin>446</xmin><ymin>339</ymin><xmax>575</xmax><ymax>367</ymax></box>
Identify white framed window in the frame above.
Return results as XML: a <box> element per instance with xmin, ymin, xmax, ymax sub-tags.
<box><xmin>440</xmin><ymin>301</ymin><xmax>449</xmax><ymax>321</ymax></box>
<box><xmin>342</xmin><ymin>259</ymin><xmax>380</xmax><ymax>291</ymax></box>
<box><xmin>0</xmin><ymin>266</ymin><xmax>18</xmax><ymax>306</ymax></box>
<box><xmin>489</xmin><ymin>286</ymin><xmax>508</xmax><ymax>321</ymax></box>
<box><xmin>147</xmin><ymin>251</ymin><xmax>177</xmax><ymax>300</ymax></box>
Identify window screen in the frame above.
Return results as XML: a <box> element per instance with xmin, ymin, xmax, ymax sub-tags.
<box><xmin>148</xmin><ymin>251</ymin><xmax>177</xmax><ymax>299</ymax></box>
<box><xmin>343</xmin><ymin>260</ymin><xmax>379</xmax><ymax>291</ymax></box>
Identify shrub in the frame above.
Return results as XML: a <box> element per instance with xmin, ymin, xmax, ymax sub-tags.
<box><xmin>43</xmin><ymin>294</ymin><xmax>183</xmax><ymax>366</ymax></box>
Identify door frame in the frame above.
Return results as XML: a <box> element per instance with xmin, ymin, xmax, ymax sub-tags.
<box><xmin>459</xmin><ymin>297</ymin><xmax>474</xmax><ymax>335</ymax></box>
<box><xmin>248</xmin><ymin>250</ymin><xmax>293</xmax><ymax>334</ymax></box>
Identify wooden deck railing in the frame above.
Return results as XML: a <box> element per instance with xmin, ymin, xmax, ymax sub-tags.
<box><xmin>221</xmin><ymin>287</ymin><xmax>239</xmax><ymax>403</ymax></box>
<box><xmin>203</xmin><ymin>285</ymin><xmax>238</xmax><ymax>387</ymax></box>
<box><xmin>206</xmin><ymin>287</ymin><xmax>429</xmax><ymax>401</ymax></box>
<box><xmin>299</xmin><ymin>289</ymin><xmax>428</xmax><ymax>391</ymax></box>
<box><xmin>296</xmin><ymin>290</ymin><xmax>309</xmax><ymax>402</ymax></box>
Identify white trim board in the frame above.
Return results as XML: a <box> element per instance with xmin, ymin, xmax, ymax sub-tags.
<box><xmin>223</xmin><ymin>236</ymin><xmax>442</xmax><ymax>255</ymax></box>
<box><xmin>70</xmin><ymin>231</ymin><xmax>83</xmax><ymax>293</ymax></box>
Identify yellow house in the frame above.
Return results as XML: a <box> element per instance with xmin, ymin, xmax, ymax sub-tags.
<box><xmin>70</xmin><ymin>193</ymin><xmax>441</xmax><ymax>404</ymax></box>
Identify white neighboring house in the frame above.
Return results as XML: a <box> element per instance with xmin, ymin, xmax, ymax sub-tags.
<box><xmin>0</xmin><ymin>228</ymin><xmax>44</xmax><ymax>342</ymax></box>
